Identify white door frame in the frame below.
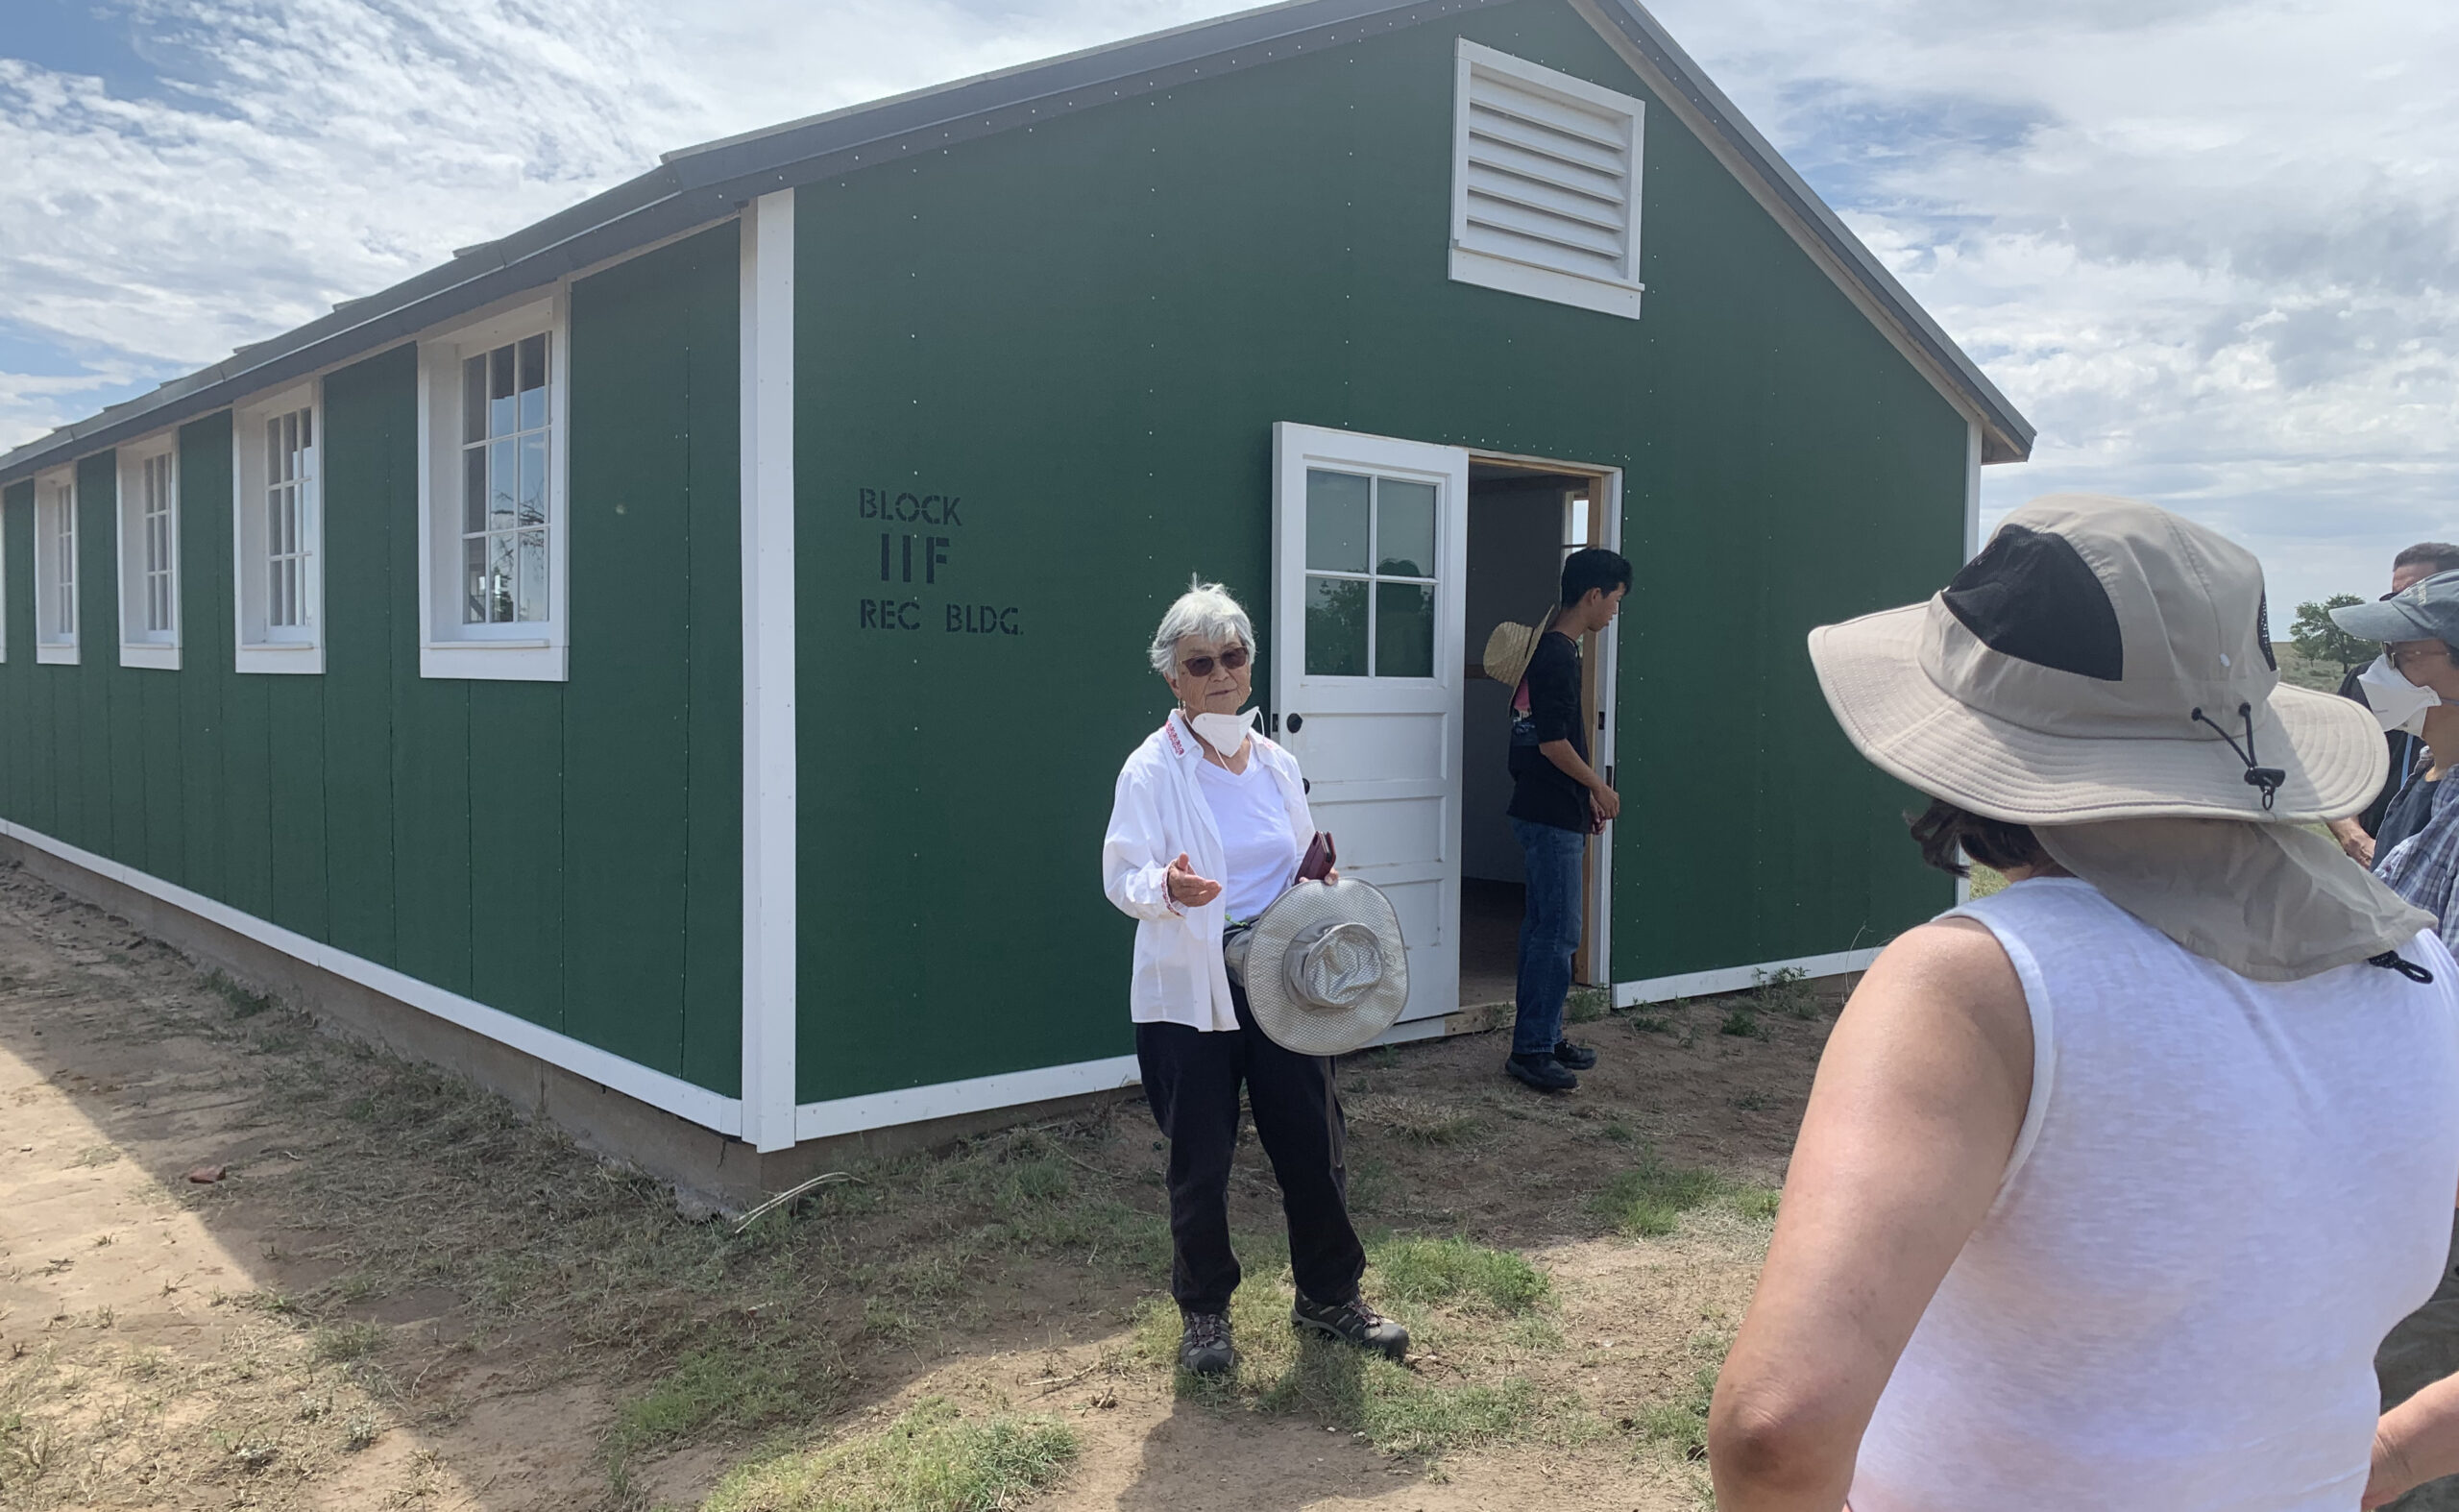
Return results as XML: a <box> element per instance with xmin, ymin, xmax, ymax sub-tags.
<box><xmin>1467</xmin><ymin>449</ymin><xmax>1623</xmax><ymax>991</ymax></box>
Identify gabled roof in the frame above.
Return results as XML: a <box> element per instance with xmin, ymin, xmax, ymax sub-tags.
<box><xmin>0</xmin><ymin>0</ymin><xmax>2033</xmax><ymax>488</ymax></box>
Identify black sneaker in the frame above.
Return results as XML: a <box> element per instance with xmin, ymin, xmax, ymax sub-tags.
<box><xmin>1552</xmin><ymin>1038</ymin><xmax>1598</xmax><ymax>1071</ymax></box>
<box><xmin>1506</xmin><ymin>1052</ymin><xmax>1577</xmax><ymax>1091</ymax></box>
<box><xmin>1292</xmin><ymin>1292</ymin><xmax>1409</xmax><ymax>1360</ymax></box>
<box><xmin>1178</xmin><ymin>1310</ymin><xmax>1234</xmax><ymax>1376</ymax></box>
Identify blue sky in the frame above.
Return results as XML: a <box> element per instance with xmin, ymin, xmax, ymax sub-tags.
<box><xmin>3</xmin><ymin>0</ymin><xmax>2453</xmax><ymax>613</ymax></box>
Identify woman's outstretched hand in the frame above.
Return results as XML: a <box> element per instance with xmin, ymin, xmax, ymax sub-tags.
<box><xmin>1166</xmin><ymin>853</ymin><xmax>1222</xmax><ymax>909</ymax></box>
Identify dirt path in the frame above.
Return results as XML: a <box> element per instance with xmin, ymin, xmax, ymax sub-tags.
<box><xmin>0</xmin><ymin>862</ymin><xmax>1840</xmax><ymax>1510</ymax></box>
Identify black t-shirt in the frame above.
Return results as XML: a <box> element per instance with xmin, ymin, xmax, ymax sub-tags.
<box><xmin>1507</xmin><ymin>631</ymin><xmax>1588</xmax><ymax>833</ymax></box>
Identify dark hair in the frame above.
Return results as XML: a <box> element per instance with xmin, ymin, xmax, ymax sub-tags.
<box><xmin>2395</xmin><ymin>542</ymin><xmax>2459</xmax><ymax>577</ymax></box>
<box><xmin>1559</xmin><ymin>548</ymin><xmax>1634</xmax><ymax>608</ymax></box>
<box><xmin>1907</xmin><ymin>797</ymin><xmax>2048</xmax><ymax>878</ymax></box>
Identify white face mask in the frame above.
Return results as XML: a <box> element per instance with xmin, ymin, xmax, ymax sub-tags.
<box><xmin>2356</xmin><ymin>653</ymin><xmax>2444</xmax><ymax>737</ymax></box>
<box><xmin>1188</xmin><ymin>707</ymin><xmax>1256</xmax><ymax>757</ymax></box>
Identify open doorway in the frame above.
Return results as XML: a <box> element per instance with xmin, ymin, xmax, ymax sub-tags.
<box><xmin>1459</xmin><ymin>456</ymin><xmax>1619</xmax><ymax>1014</ymax></box>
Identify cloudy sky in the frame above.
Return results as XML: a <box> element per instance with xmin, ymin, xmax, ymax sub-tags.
<box><xmin>5</xmin><ymin>0</ymin><xmax>2453</xmax><ymax>614</ymax></box>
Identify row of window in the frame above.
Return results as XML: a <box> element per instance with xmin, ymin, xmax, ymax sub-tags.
<box><xmin>4</xmin><ymin>297</ymin><xmax>569</xmax><ymax>682</ymax></box>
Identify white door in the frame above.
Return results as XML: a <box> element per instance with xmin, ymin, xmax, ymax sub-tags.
<box><xmin>1270</xmin><ymin>423</ymin><xmax>1471</xmax><ymax>1027</ymax></box>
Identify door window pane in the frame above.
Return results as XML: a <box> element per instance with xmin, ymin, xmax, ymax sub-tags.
<box><xmin>1304</xmin><ymin>575</ymin><xmax>1369</xmax><ymax>676</ymax></box>
<box><xmin>1304</xmin><ymin>470</ymin><xmax>1371</xmax><ymax>573</ymax></box>
<box><xmin>1375</xmin><ymin>581</ymin><xmax>1435</xmax><ymax>678</ymax></box>
<box><xmin>1376</xmin><ymin>479</ymin><xmax>1437</xmax><ymax>577</ymax></box>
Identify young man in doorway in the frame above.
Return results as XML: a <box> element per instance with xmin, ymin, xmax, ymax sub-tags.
<box><xmin>1505</xmin><ymin>547</ymin><xmax>1632</xmax><ymax>1093</ymax></box>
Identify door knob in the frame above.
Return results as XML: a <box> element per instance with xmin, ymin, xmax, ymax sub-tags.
<box><xmin>1286</xmin><ymin>714</ymin><xmax>1304</xmax><ymax>732</ymax></box>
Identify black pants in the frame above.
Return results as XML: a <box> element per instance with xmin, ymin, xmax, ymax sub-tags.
<box><xmin>1134</xmin><ymin>984</ymin><xmax>1366</xmax><ymax>1317</ymax></box>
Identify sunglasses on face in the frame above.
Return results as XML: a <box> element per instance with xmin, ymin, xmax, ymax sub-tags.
<box><xmin>1180</xmin><ymin>646</ymin><xmax>1251</xmax><ymax>678</ymax></box>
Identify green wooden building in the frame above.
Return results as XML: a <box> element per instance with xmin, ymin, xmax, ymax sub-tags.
<box><xmin>0</xmin><ymin>0</ymin><xmax>2030</xmax><ymax>1202</ymax></box>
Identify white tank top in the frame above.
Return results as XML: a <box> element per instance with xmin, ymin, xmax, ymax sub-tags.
<box><xmin>1851</xmin><ymin>877</ymin><xmax>2459</xmax><ymax>1512</ymax></box>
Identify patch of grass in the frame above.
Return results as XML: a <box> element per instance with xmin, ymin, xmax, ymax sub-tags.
<box><xmin>1731</xmin><ymin>1185</ymin><xmax>1782</xmax><ymax>1221</ymax></box>
<box><xmin>1750</xmin><ymin>965</ymin><xmax>1821</xmax><ymax>1020</ymax></box>
<box><xmin>1630</xmin><ymin>1361</ymin><xmax>1717</xmax><ymax>1461</ymax></box>
<box><xmin>1368</xmin><ymin>1236</ymin><xmax>1549</xmax><ymax>1316</ymax></box>
<box><xmin>608</xmin><ymin>1332</ymin><xmax>845</xmax><ymax>1477</ymax></box>
<box><xmin>1731</xmin><ymin>1090</ymin><xmax>1766</xmax><ymax>1111</ymax></box>
<box><xmin>1717</xmin><ymin>1008</ymin><xmax>1762</xmax><ymax>1039</ymax></box>
<box><xmin>699</xmin><ymin>1396</ymin><xmax>1077</xmax><ymax>1512</ymax></box>
<box><xmin>204</xmin><ymin>971</ymin><xmax>275</xmax><ymax>1019</ymax></box>
<box><xmin>1598</xmin><ymin>1119</ymin><xmax>1639</xmax><ymax>1144</ymax></box>
<box><xmin>1590</xmin><ymin>1156</ymin><xmax>1724</xmax><ymax>1238</ymax></box>
<box><xmin>72</xmin><ymin>1145</ymin><xmax>119</xmax><ymax>1168</ymax></box>
<box><xmin>309</xmin><ymin>1322</ymin><xmax>385</xmax><ymax>1364</ymax></box>
<box><xmin>1626</xmin><ymin>1012</ymin><xmax>1671</xmax><ymax>1034</ymax></box>
<box><xmin>1565</xmin><ymin>986</ymin><xmax>1613</xmax><ymax>1025</ymax></box>
<box><xmin>1351</xmin><ymin>1095</ymin><xmax>1487</xmax><ymax>1147</ymax></box>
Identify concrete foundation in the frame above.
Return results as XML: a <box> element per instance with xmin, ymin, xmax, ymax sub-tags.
<box><xmin>0</xmin><ymin>837</ymin><xmax>1136</xmax><ymax>1217</ymax></box>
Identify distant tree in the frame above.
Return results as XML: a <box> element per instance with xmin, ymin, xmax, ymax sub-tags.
<box><xmin>2290</xmin><ymin>594</ymin><xmax>2370</xmax><ymax>678</ymax></box>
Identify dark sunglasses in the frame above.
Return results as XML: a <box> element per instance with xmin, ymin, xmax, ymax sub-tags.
<box><xmin>1180</xmin><ymin>646</ymin><xmax>1251</xmax><ymax>678</ymax></box>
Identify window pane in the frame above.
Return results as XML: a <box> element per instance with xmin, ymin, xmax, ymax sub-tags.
<box><xmin>518</xmin><ymin>434</ymin><xmax>548</xmax><ymax>525</ymax></box>
<box><xmin>463</xmin><ymin>537</ymin><xmax>489</xmax><ymax>624</ymax></box>
<box><xmin>463</xmin><ymin>446</ymin><xmax>487</xmax><ymax>535</ymax></box>
<box><xmin>266</xmin><ymin>418</ymin><xmax>282</xmax><ymax>484</ymax></box>
<box><xmin>1376</xmin><ymin>479</ymin><xmax>1437</xmax><ymax>577</ymax></box>
<box><xmin>463</xmin><ymin>354</ymin><xmax>488</xmax><ymax>442</ymax></box>
<box><xmin>487</xmin><ymin>533</ymin><xmax>516</xmax><ymax>623</ymax></box>
<box><xmin>489</xmin><ymin>344</ymin><xmax>516</xmax><ymax>437</ymax></box>
<box><xmin>297</xmin><ymin>407</ymin><xmax>309</xmax><ymax>450</ymax></box>
<box><xmin>488</xmin><ymin>439</ymin><xmax>517</xmax><ymax>529</ymax></box>
<box><xmin>1304</xmin><ymin>470</ymin><xmax>1371</xmax><ymax>573</ymax></box>
<box><xmin>1375</xmin><ymin>581</ymin><xmax>1435</xmax><ymax>678</ymax></box>
<box><xmin>516</xmin><ymin>529</ymin><xmax>548</xmax><ymax>622</ymax></box>
<box><xmin>1304</xmin><ymin>574</ymin><xmax>1369</xmax><ymax>677</ymax></box>
<box><xmin>518</xmin><ymin>333</ymin><xmax>548</xmax><ymax>431</ymax></box>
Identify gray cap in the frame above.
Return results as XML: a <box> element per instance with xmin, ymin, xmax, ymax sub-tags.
<box><xmin>2330</xmin><ymin>570</ymin><xmax>2459</xmax><ymax>645</ymax></box>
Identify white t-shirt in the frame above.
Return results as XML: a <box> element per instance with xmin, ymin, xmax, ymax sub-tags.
<box><xmin>1195</xmin><ymin>756</ymin><xmax>1302</xmax><ymax>924</ymax></box>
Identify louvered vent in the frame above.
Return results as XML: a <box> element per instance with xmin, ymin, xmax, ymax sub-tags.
<box><xmin>1449</xmin><ymin>43</ymin><xmax>1645</xmax><ymax>317</ymax></box>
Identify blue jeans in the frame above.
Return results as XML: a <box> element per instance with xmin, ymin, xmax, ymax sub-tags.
<box><xmin>1511</xmin><ymin>817</ymin><xmax>1587</xmax><ymax>1059</ymax></box>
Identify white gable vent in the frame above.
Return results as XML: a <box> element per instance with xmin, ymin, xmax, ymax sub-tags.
<box><xmin>1449</xmin><ymin>39</ymin><xmax>1646</xmax><ymax>319</ymax></box>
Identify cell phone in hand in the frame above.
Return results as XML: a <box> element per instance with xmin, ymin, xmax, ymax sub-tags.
<box><xmin>1297</xmin><ymin>830</ymin><xmax>1337</xmax><ymax>882</ymax></box>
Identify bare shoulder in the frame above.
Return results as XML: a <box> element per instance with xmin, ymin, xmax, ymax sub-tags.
<box><xmin>1838</xmin><ymin>916</ymin><xmax>2032</xmax><ymax>1079</ymax></box>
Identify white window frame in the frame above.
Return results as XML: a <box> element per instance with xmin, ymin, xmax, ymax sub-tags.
<box><xmin>116</xmin><ymin>434</ymin><xmax>182</xmax><ymax>671</ymax></box>
<box><xmin>1449</xmin><ymin>39</ymin><xmax>1647</xmax><ymax>320</ymax></box>
<box><xmin>415</xmin><ymin>293</ymin><xmax>570</xmax><ymax>682</ymax></box>
<box><xmin>33</xmin><ymin>466</ymin><xmax>79</xmax><ymax>666</ymax></box>
<box><xmin>232</xmin><ymin>380</ymin><xmax>326</xmax><ymax>675</ymax></box>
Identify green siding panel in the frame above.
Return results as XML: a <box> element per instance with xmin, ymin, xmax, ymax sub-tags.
<box><xmin>469</xmin><ymin>682</ymin><xmax>565</xmax><ymax>1033</ymax></box>
<box><xmin>321</xmin><ymin>348</ymin><xmax>405</xmax><ymax>966</ymax></box>
<box><xmin>177</xmin><ymin>415</ymin><xmax>232</xmax><ymax>904</ymax></box>
<box><xmin>266</xmin><ymin>677</ymin><xmax>329</xmax><ymax>939</ymax></box>
<box><xmin>1</xmin><ymin>481</ymin><xmax>32</xmax><ymax>829</ymax></box>
<box><xmin>389</xmin><ymin>676</ymin><xmax>474</xmax><ymax>997</ymax></box>
<box><xmin>793</xmin><ymin>0</ymin><xmax>1965</xmax><ymax>1104</ymax></box>
<box><xmin>76</xmin><ymin>452</ymin><xmax>120</xmax><ymax>860</ymax></box>
<box><xmin>562</xmin><ymin>226</ymin><xmax>742</xmax><ymax>1083</ymax></box>
<box><xmin>679</xmin><ymin>232</ymin><xmax>745</xmax><ymax>1099</ymax></box>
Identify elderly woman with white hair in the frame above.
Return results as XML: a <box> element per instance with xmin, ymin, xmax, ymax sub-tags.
<box><xmin>1103</xmin><ymin>578</ymin><xmax>1407</xmax><ymax>1378</ymax></box>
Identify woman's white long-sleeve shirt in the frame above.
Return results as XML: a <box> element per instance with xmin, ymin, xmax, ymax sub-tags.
<box><xmin>1103</xmin><ymin>712</ymin><xmax>1316</xmax><ymax>1032</ymax></box>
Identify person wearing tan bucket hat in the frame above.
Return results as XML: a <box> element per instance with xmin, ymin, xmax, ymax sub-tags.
<box><xmin>1708</xmin><ymin>496</ymin><xmax>2459</xmax><ymax>1512</ymax></box>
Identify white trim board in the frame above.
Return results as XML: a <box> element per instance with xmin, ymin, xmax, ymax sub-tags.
<box><xmin>1613</xmin><ymin>945</ymin><xmax>1884</xmax><ymax>1008</ymax></box>
<box><xmin>796</xmin><ymin>1054</ymin><xmax>1140</xmax><ymax>1141</ymax></box>
<box><xmin>0</xmin><ymin>816</ymin><xmax>743</xmax><ymax>1136</ymax></box>
<box><xmin>738</xmin><ymin>188</ymin><xmax>799</xmax><ymax>1154</ymax></box>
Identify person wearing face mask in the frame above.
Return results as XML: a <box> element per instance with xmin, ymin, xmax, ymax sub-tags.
<box><xmin>1101</xmin><ymin>577</ymin><xmax>1407</xmax><ymax>1379</ymax></box>
<box><xmin>2330</xmin><ymin>543</ymin><xmax>2459</xmax><ymax>866</ymax></box>
<box><xmin>2335</xmin><ymin>573</ymin><xmax>2459</xmax><ymax>900</ymax></box>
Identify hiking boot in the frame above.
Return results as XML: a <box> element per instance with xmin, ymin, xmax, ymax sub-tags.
<box><xmin>1552</xmin><ymin>1038</ymin><xmax>1598</xmax><ymax>1071</ymax></box>
<box><xmin>1178</xmin><ymin>1311</ymin><xmax>1234</xmax><ymax>1376</ymax></box>
<box><xmin>1293</xmin><ymin>1292</ymin><xmax>1409</xmax><ymax>1360</ymax></box>
<box><xmin>1506</xmin><ymin>1052</ymin><xmax>1577</xmax><ymax>1092</ymax></box>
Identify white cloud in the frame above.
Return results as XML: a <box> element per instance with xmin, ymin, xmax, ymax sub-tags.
<box><xmin>6</xmin><ymin>0</ymin><xmax>2454</xmax><ymax>613</ymax></box>
<box><xmin>1643</xmin><ymin>0</ymin><xmax>2459</xmax><ymax>609</ymax></box>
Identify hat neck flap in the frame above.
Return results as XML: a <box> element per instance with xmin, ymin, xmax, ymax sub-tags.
<box><xmin>2031</xmin><ymin>819</ymin><xmax>2434</xmax><ymax>982</ymax></box>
